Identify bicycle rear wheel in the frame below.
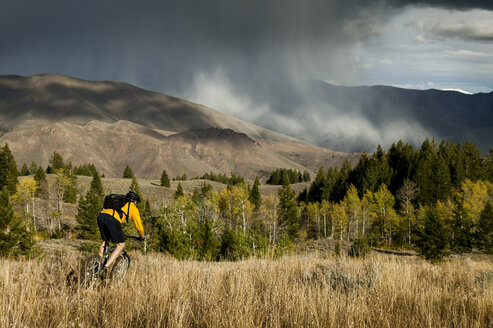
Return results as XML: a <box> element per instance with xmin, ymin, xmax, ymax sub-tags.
<box><xmin>80</xmin><ymin>254</ymin><xmax>102</xmax><ymax>286</ymax></box>
<box><xmin>110</xmin><ymin>253</ymin><xmax>131</xmax><ymax>283</ymax></box>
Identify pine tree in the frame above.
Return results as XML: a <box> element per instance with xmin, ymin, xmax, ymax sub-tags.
<box><xmin>197</xmin><ymin>218</ymin><xmax>220</xmax><ymax>261</ymax></box>
<box><xmin>122</xmin><ymin>165</ymin><xmax>135</xmax><ymax>179</ymax></box>
<box><xmin>277</xmin><ymin>171</ymin><xmax>299</xmax><ymax>241</ymax></box>
<box><xmin>89</xmin><ymin>171</ymin><xmax>105</xmax><ymax>199</ymax></box>
<box><xmin>219</xmin><ymin>228</ymin><xmax>251</xmax><ymax>261</ymax></box>
<box><xmin>484</xmin><ymin>148</ymin><xmax>493</xmax><ymax>183</ymax></box>
<box><xmin>33</xmin><ymin>166</ymin><xmax>49</xmax><ymax>199</ymax></box>
<box><xmin>62</xmin><ymin>164</ymin><xmax>79</xmax><ymax>204</ymax></box>
<box><xmin>160</xmin><ymin>169</ymin><xmax>171</xmax><ymax>187</ymax></box>
<box><xmin>74</xmin><ymin>163</ymin><xmax>98</xmax><ymax>176</ymax></box>
<box><xmin>308</xmin><ymin>167</ymin><xmax>325</xmax><ymax>202</ymax></box>
<box><xmin>388</xmin><ymin>140</ymin><xmax>414</xmax><ymax>195</ymax></box>
<box><xmin>374</xmin><ymin>145</ymin><xmax>392</xmax><ymax>188</ymax></box>
<box><xmin>451</xmin><ymin>202</ymin><xmax>473</xmax><ymax>253</ymax></box>
<box><xmin>297</xmin><ymin>187</ymin><xmax>308</xmax><ymax>203</ymax></box>
<box><xmin>0</xmin><ymin>187</ymin><xmax>18</xmax><ymax>256</ymax></box>
<box><xmin>143</xmin><ymin>199</ymin><xmax>152</xmax><ymax>218</ymax></box>
<box><xmin>414</xmin><ymin>206</ymin><xmax>449</xmax><ymax>262</ymax></box>
<box><xmin>350</xmin><ymin>151</ymin><xmax>368</xmax><ymax>195</ymax></box>
<box><xmin>438</xmin><ymin>140</ymin><xmax>457</xmax><ymax>187</ymax></box>
<box><xmin>331</xmin><ymin>159</ymin><xmax>352</xmax><ymax>202</ymax></box>
<box><xmin>130</xmin><ymin>176</ymin><xmax>142</xmax><ymax>198</ymax></box>
<box><xmin>266</xmin><ymin>169</ymin><xmax>282</xmax><ymax>185</ymax></box>
<box><xmin>463</xmin><ymin>141</ymin><xmax>483</xmax><ymax>181</ymax></box>
<box><xmin>412</xmin><ymin>139</ymin><xmax>436</xmax><ymax>205</ymax></box>
<box><xmin>192</xmin><ymin>183</ymin><xmax>212</xmax><ymax>205</ymax></box>
<box><xmin>0</xmin><ymin>187</ymin><xmax>35</xmax><ymax>257</ymax></box>
<box><xmin>29</xmin><ymin>161</ymin><xmax>38</xmax><ymax>175</ymax></box>
<box><xmin>249</xmin><ymin>177</ymin><xmax>261</xmax><ymax>210</ymax></box>
<box><xmin>19</xmin><ymin>163</ymin><xmax>30</xmax><ymax>176</ymax></box>
<box><xmin>432</xmin><ymin>156</ymin><xmax>452</xmax><ymax>202</ymax></box>
<box><xmin>0</xmin><ymin>144</ymin><xmax>19</xmax><ymax>195</ymax></box>
<box><xmin>302</xmin><ymin>170</ymin><xmax>311</xmax><ymax>182</ymax></box>
<box><xmin>476</xmin><ymin>202</ymin><xmax>493</xmax><ymax>254</ymax></box>
<box><xmin>75</xmin><ymin>171</ymin><xmax>104</xmax><ymax>240</ymax></box>
<box><xmin>174</xmin><ymin>183</ymin><xmax>184</xmax><ymax>199</ymax></box>
<box><xmin>130</xmin><ymin>176</ymin><xmax>144</xmax><ymax>212</ymax></box>
<box><xmin>49</xmin><ymin>151</ymin><xmax>65</xmax><ymax>171</ymax></box>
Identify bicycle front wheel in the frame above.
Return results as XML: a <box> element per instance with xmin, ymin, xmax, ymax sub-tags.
<box><xmin>110</xmin><ymin>253</ymin><xmax>131</xmax><ymax>283</ymax></box>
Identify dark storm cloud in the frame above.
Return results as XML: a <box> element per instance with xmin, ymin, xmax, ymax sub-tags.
<box><xmin>1</xmin><ymin>0</ymin><xmax>492</xmax><ymax>152</ymax></box>
<box><xmin>1</xmin><ymin>0</ymin><xmax>491</xmax><ymax>91</ymax></box>
<box><xmin>391</xmin><ymin>0</ymin><xmax>493</xmax><ymax>10</ymax></box>
<box><xmin>0</xmin><ymin>0</ymin><xmax>388</xmax><ymax>91</ymax></box>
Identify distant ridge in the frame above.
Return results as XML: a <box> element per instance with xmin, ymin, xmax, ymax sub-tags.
<box><xmin>0</xmin><ymin>73</ymin><xmax>357</xmax><ymax>178</ymax></box>
<box><xmin>249</xmin><ymin>79</ymin><xmax>493</xmax><ymax>153</ymax></box>
<box><xmin>0</xmin><ymin>73</ymin><xmax>292</xmax><ymax>141</ymax></box>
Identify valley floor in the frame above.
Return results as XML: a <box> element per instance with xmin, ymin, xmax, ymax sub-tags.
<box><xmin>1</xmin><ymin>251</ymin><xmax>493</xmax><ymax>327</ymax></box>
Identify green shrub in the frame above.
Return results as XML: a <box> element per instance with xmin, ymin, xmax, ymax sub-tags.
<box><xmin>349</xmin><ymin>234</ymin><xmax>370</xmax><ymax>258</ymax></box>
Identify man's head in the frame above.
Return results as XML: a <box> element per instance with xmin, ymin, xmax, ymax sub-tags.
<box><xmin>126</xmin><ymin>191</ymin><xmax>141</xmax><ymax>204</ymax></box>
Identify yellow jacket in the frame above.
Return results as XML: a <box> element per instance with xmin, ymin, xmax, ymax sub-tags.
<box><xmin>100</xmin><ymin>202</ymin><xmax>145</xmax><ymax>238</ymax></box>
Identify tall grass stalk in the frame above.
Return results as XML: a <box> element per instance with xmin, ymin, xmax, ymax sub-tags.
<box><xmin>1</xmin><ymin>253</ymin><xmax>492</xmax><ymax>327</ymax></box>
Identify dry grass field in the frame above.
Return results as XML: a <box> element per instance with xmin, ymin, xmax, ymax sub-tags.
<box><xmin>1</xmin><ymin>252</ymin><xmax>492</xmax><ymax>328</ymax></box>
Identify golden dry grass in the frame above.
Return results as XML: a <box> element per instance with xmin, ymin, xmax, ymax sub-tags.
<box><xmin>1</xmin><ymin>252</ymin><xmax>492</xmax><ymax>328</ymax></box>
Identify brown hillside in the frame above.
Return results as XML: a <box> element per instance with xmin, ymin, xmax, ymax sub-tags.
<box><xmin>2</xmin><ymin>120</ymin><xmax>352</xmax><ymax>179</ymax></box>
<box><xmin>0</xmin><ymin>73</ymin><xmax>358</xmax><ymax>179</ymax></box>
<box><xmin>0</xmin><ymin>73</ymin><xmax>292</xmax><ymax>141</ymax></box>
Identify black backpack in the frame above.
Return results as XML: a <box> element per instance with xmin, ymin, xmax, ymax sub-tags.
<box><xmin>103</xmin><ymin>194</ymin><xmax>130</xmax><ymax>220</ymax></box>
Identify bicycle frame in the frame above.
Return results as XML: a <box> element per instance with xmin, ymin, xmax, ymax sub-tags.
<box><xmin>79</xmin><ymin>235</ymin><xmax>143</xmax><ymax>286</ymax></box>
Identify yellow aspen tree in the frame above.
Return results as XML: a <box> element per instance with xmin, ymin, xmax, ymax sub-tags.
<box><xmin>320</xmin><ymin>200</ymin><xmax>331</xmax><ymax>238</ymax></box>
<box><xmin>436</xmin><ymin>199</ymin><xmax>455</xmax><ymax>224</ymax></box>
<box><xmin>12</xmin><ymin>177</ymin><xmax>38</xmax><ymax>230</ymax></box>
<box><xmin>361</xmin><ymin>190</ymin><xmax>373</xmax><ymax>236</ymax></box>
<box><xmin>200</xmin><ymin>189</ymin><xmax>221</xmax><ymax>228</ymax></box>
<box><xmin>172</xmin><ymin>195</ymin><xmax>197</xmax><ymax>229</ymax></box>
<box><xmin>231</xmin><ymin>184</ymin><xmax>251</xmax><ymax>235</ymax></box>
<box><xmin>332</xmin><ymin>203</ymin><xmax>348</xmax><ymax>241</ymax></box>
<box><xmin>259</xmin><ymin>195</ymin><xmax>278</xmax><ymax>245</ymax></box>
<box><xmin>396</xmin><ymin>179</ymin><xmax>419</xmax><ymax>245</ymax></box>
<box><xmin>219</xmin><ymin>184</ymin><xmax>251</xmax><ymax>233</ymax></box>
<box><xmin>369</xmin><ymin>184</ymin><xmax>399</xmax><ymax>247</ymax></box>
<box><xmin>457</xmin><ymin>179</ymin><xmax>490</xmax><ymax>224</ymax></box>
<box><xmin>306</xmin><ymin>202</ymin><xmax>321</xmax><ymax>239</ymax></box>
<box><xmin>343</xmin><ymin>185</ymin><xmax>362</xmax><ymax>240</ymax></box>
<box><xmin>219</xmin><ymin>188</ymin><xmax>233</xmax><ymax>229</ymax></box>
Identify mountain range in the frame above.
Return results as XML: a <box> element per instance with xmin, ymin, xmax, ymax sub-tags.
<box><xmin>1</xmin><ymin>73</ymin><xmax>491</xmax><ymax>180</ymax></box>
<box><xmin>0</xmin><ymin>74</ymin><xmax>355</xmax><ymax>179</ymax></box>
<box><xmin>246</xmin><ymin>80</ymin><xmax>493</xmax><ymax>153</ymax></box>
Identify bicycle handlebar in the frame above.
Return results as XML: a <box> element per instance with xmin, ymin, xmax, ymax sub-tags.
<box><xmin>125</xmin><ymin>235</ymin><xmax>147</xmax><ymax>241</ymax></box>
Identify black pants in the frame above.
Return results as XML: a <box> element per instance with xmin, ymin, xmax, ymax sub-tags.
<box><xmin>97</xmin><ymin>213</ymin><xmax>125</xmax><ymax>244</ymax></box>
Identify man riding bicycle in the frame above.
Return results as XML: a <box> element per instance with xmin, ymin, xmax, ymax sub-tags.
<box><xmin>97</xmin><ymin>191</ymin><xmax>145</xmax><ymax>276</ymax></box>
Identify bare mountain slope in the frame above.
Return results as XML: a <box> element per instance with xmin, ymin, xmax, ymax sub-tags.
<box><xmin>2</xmin><ymin>120</ymin><xmax>353</xmax><ymax>179</ymax></box>
<box><xmin>0</xmin><ymin>73</ymin><xmax>357</xmax><ymax>179</ymax></box>
<box><xmin>0</xmin><ymin>73</ymin><xmax>291</xmax><ymax>141</ymax></box>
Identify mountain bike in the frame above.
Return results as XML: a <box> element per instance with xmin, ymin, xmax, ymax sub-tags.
<box><xmin>78</xmin><ymin>235</ymin><xmax>145</xmax><ymax>286</ymax></box>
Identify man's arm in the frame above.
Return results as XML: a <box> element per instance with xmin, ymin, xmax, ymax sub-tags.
<box><xmin>129</xmin><ymin>202</ymin><xmax>145</xmax><ymax>238</ymax></box>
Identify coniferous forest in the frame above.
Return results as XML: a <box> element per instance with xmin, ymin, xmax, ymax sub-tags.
<box><xmin>1</xmin><ymin>139</ymin><xmax>493</xmax><ymax>262</ymax></box>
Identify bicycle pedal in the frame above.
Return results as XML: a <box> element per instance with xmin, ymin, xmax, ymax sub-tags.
<box><xmin>99</xmin><ymin>267</ymin><xmax>111</xmax><ymax>280</ymax></box>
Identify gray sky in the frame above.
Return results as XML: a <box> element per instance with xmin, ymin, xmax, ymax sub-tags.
<box><xmin>1</xmin><ymin>0</ymin><xmax>493</xmax><ymax>149</ymax></box>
